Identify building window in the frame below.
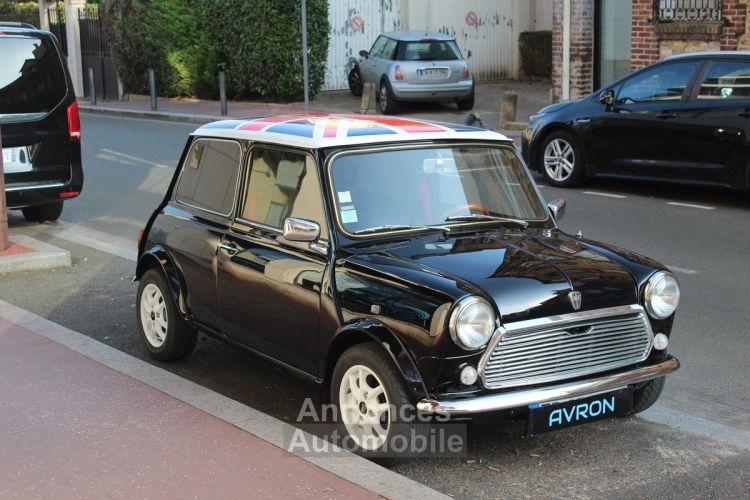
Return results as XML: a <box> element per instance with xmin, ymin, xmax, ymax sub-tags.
<box><xmin>655</xmin><ymin>0</ymin><xmax>722</xmax><ymax>22</ymax></box>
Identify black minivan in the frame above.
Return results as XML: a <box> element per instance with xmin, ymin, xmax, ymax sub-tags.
<box><xmin>1</xmin><ymin>22</ymin><xmax>82</xmax><ymax>221</ymax></box>
<box><xmin>523</xmin><ymin>52</ymin><xmax>750</xmax><ymax>190</ymax></box>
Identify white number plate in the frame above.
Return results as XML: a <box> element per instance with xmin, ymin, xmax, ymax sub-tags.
<box><xmin>419</xmin><ymin>68</ymin><xmax>449</xmax><ymax>79</ymax></box>
<box><xmin>2</xmin><ymin>147</ymin><xmax>32</xmax><ymax>173</ymax></box>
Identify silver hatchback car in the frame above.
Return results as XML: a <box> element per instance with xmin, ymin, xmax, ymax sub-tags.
<box><xmin>348</xmin><ymin>31</ymin><xmax>474</xmax><ymax>114</ymax></box>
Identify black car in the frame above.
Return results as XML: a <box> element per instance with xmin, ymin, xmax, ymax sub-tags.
<box><xmin>0</xmin><ymin>22</ymin><xmax>83</xmax><ymax>221</ymax></box>
<box><xmin>135</xmin><ymin>114</ymin><xmax>680</xmax><ymax>462</ymax></box>
<box><xmin>523</xmin><ymin>51</ymin><xmax>750</xmax><ymax>189</ymax></box>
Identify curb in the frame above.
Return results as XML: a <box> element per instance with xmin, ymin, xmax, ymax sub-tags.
<box><xmin>0</xmin><ymin>235</ymin><xmax>71</xmax><ymax>274</ymax></box>
<box><xmin>79</xmin><ymin>105</ymin><xmax>224</xmax><ymax>125</ymax></box>
<box><xmin>0</xmin><ymin>299</ymin><xmax>448</xmax><ymax>500</ymax></box>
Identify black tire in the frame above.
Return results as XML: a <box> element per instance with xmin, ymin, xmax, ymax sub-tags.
<box><xmin>21</xmin><ymin>201</ymin><xmax>63</xmax><ymax>222</ymax></box>
<box><xmin>456</xmin><ymin>91</ymin><xmax>475</xmax><ymax>111</ymax></box>
<box><xmin>331</xmin><ymin>342</ymin><xmax>418</xmax><ymax>466</ymax></box>
<box><xmin>539</xmin><ymin>130</ymin><xmax>586</xmax><ymax>187</ymax></box>
<box><xmin>378</xmin><ymin>79</ymin><xmax>399</xmax><ymax>115</ymax></box>
<box><xmin>630</xmin><ymin>376</ymin><xmax>666</xmax><ymax>414</ymax></box>
<box><xmin>136</xmin><ymin>269</ymin><xmax>197</xmax><ymax>361</ymax></box>
<box><xmin>348</xmin><ymin>66</ymin><xmax>363</xmax><ymax>97</ymax></box>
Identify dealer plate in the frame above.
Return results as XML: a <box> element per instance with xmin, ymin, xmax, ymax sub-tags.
<box><xmin>527</xmin><ymin>388</ymin><xmax>633</xmax><ymax>436</ymax></box>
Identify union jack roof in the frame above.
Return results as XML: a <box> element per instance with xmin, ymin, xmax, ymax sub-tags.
<box><xmin>193</xmin><ymin>114</ymin><xmax>509</xmax><ymax>149</ymax></box>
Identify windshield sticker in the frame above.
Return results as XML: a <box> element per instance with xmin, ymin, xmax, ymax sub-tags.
<box><xmin>341</xmin><ymin>209</ymin><xmax>358</xmax><ymax>224</ymax></box>
<box><xmin>338</xmin><ymin>191</ymin><xmax>352</xmax><ymax>203</ymax></box>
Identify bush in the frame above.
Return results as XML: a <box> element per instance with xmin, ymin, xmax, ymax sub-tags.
<box><xmin>104</xmin><ymin>0</ymin><xmax>217</xmax><ymax>98</ymax></box>
<box><xmin>201</xmin><ymin>0</ymin><xmax>329</xmax><ymax>101</ymax></box>
<box><xmin>0</xmin><ymin>1</ymin><xmax>40</xmax><ymax>27</ymax></box>
<box><xmin>519</xmin><ymin>30</ymin><xmax>552</xmax><ymax>79</ymax></box>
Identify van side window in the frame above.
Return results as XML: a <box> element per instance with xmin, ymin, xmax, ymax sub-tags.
<box><xmin>175</xmin><ymin>139</ymin><xmax>242</xmax><ymax>215</ymax></box>
<box><xmin>242</xmin><ymin>147</ymin><xmax>328</xmax><ymax>240</ymax></box>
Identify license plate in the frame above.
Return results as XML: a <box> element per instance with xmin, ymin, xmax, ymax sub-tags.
<box><xmin>418</xmin><ymin>68</ymin><xmax>449</xmax><ymax>79</ymax></box>
<box><xmin>2</xmin><ymin>148</ymin><xmax>16</xmax><ymax>163</ymax></box>
<box><xmin>2</xmin><ymin>147</ymin><xmax>32</xmax><ymax>173</ymax></box>
<box><xmin>527</xmin><ymin>388</ymin><xmax>633</xmax><ymax>436</ymax></box>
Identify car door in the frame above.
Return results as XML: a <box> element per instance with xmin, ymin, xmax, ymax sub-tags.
<box><xmin>672</xmin><ymin>59</ymin><xmax>750</xmax><ymax>187</ymax></box>
<box><xmin>588</xmin><ymin>60</ymin><xmax>702</xmax><ymax>178</ymax></box>
<box><xmin>360</xmin><ymin>36</ymin><xmax>387</xmax><ymax>84</ymax></box>
<box><xmin>167</xmin><ymin>138</ymin><xmax>243</xmax><ymax>330</ymax></box>
<box><xmin>216</xmin><ymin>146</ymin><xmax>329</xmax><ymax>375</ymax></box>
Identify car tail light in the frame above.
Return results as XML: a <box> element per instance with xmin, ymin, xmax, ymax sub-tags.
<box><xmin>395</xmin><ymin>65</ymin><xmax>405</xmax><ymax>81</ymax></box>
<box><xmin>59</xmin><ymin>191</ymin><xmax>79</xmax><ymax>199</ymax></box>
<box><xmin>138</xmin><ymin>227</ymin><xmax>145</xmax><ymax>242</ymax></box>
<box><xmin>463</xmin><ymin>66</ymin><xmax>470</xmax><ymax>80</ymax></box>
<box><xmin>67</xmin><ymin>101</ymin><xmax>81</xmax><ymax>141</ymax></box>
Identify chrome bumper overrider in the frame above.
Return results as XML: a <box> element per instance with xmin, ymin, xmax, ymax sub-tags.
<box><xmin>416</xmin><ymin>356</ymin><xmax>680</xmax><ymax>416</ymax></box>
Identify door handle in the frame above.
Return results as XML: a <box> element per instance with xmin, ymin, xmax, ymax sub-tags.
<box><xmin>656</xmin><ymin>111</ymin><xmax>678</xmax><ymax>119</ymax></box>
<box><xmin>217</xmin><ymin>241</ymin><xmax>238</xmax><ymax>256</ymax></box>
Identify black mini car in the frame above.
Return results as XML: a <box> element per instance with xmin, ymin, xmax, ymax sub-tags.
<box><xmin>1</xmin><ymin>22</ymin><xmax>83</xmax><ymax>221</ymax></box>
<box><xmin>136</xmin><ymin>114</ymin><xmax>680</xmax><ymax>460</ymax></box>
<box><xmin>523</xmin><ymin>51</ymin><xmax>750</xmax><ymax>190</ymax></box>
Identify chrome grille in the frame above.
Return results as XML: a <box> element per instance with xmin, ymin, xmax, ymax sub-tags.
<box><xmin>480</xmin><ymin>306</ymin><xmax>653</xmax><ymax>389</ymax></box>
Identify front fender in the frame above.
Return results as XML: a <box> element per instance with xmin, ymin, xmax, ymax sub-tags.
<box><xmin>135</xmin><ymin>245</ymin><xmax>189</xmax><ymax>318</ymax></box>
<box><xmin>327</xmin><ymin>317</ymin><xmax>429</xmax><ymax>400</ymax></box>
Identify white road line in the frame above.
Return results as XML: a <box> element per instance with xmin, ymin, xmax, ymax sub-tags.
<box><xmin>582</xmin><ymin>191</ymin><xmax>627</xmax><ymax>199</ymax></box>
<box><xmin>666</xmin><ymin>201</ymin><xmax>715</xmax><ymax>210</ymax></box>
<box><xmin>666</xmin><ymin>265</ymin><xmax>699</xmax><ymax>275</ymax></box>
<box><xmin>99</xmin><ymin>148</ymin><xmax>173</xmax><ymax>169</ymax></box>
<box><xmin>49</xmin><ymin>222</ymin><xmax>137</xmax><ymax>262</ymax></box>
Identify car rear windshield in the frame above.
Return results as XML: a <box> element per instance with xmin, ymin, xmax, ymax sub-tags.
<box><xmin>402</xmin><ymin>40</ymin><xmax>461</xmax><ymax>61</ymax></box>
<box><xmin>0</xmin><ymin>35</ymin><xmax>67</xmax><ymax>115</ymax></box>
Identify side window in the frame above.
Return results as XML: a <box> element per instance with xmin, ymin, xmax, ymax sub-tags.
<box><xmin>616</xmin><ymin>61</ymin><xmax>700</xmax><ymax>104</ymax></box>
<box><xmin>242</xmin><ymin>148</ymin><xmax>329</xmax><ymax>240</ymax></box>
<box><xmin>369</xmin><ymin>36</ymin><xmax>388</xmax><ymax>58</ymax></box>
<box><xmin>175</xmin><ymin>139</ymin><xmax>242</xmax><ymax>215</ymax></box>
<box><xmin>382</xmin><ymin>38</ymin><xmax>398</xmax><ymax>60</ymax></box>
<box><xmin>697</xmin><ymin>61</ymin><xmax>750</xmax><ymax>99</ymax></box>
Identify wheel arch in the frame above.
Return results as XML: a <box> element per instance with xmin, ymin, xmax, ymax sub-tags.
<box><xmin>136</xmin><ymin>246</ymin><xmax>190</xmax><ymax>318</ymax></box>
<box><xmin>534</xmin><ymin>123</ymin><xmax>588</xmax><ymax>174</ymax></box>
<box><xmin>325</xmin><ymin>318</ymin><xmax>429</xmax><ymax>401</ymax></box>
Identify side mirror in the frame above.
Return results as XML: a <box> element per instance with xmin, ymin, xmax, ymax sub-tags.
<box><xmin>283</xmin><ymin>218</ymin><xmax>320</xmax><ymax>242</ymax></box>
<box><xmin>599</xmin><ymin>89</ymin><xmax>615</xmax><ymax>109</ymax></box>
<box><xmin>547</xmin><ymin>198</ymin><xmax>566</xmax><ymax>221</ymax></box>
<box><xmin>359</xmin><ymin>50</ymin><xmax>369</xmax><ymax>59</ymax></box>
<box><xmin>466</xmin><ymin>49</ymin><xmax>472</xmax><ymax>60</ymax></box>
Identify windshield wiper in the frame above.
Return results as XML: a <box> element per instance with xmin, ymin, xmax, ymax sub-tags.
<box><xmin>444</xmin><ymin>214</ymin><xmax>529</xmax><ymax>229</ymax></box>
<box><xmin>353</xmin><ymin>224</ymin><xmax>443</xmax><ymax>235</ymax></box>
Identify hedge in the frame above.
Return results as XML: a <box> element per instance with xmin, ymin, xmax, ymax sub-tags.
<box><xmin>104</xmin><ymin>0</ymin><xmax>329</xmax><ymax>101</ymax></box>
<box><xmin>0</xmin><ymin>1</ymin><xmax>40</xmax><ymax>27</ymax></box>
<box><xmin>519</xmin><ymin>30</ymin><xmax>552</xmax><ymax>79</ymax></box>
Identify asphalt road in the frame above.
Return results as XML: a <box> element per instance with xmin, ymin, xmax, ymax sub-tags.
<box><xmin>2</xmin><ymin>113</ymin><xmax>749</xmax><ymax>498</ymax></box>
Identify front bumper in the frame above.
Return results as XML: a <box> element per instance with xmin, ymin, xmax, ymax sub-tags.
<box><xmin>417</xmin><ymin>356</ymin><xmax>679</xmax><ymax>416</ymax></box>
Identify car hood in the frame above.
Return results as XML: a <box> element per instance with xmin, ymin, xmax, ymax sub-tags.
<box><xmin>345</xmin><ymin>229</ymin><xmax>638</xmax><ymax>324</ymax></box>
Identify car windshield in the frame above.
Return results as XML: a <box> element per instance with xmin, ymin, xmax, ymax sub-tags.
<box><xmin>330</xmin><ymin>145</ymin><xmax>548</xmax><ymax>236</ymax></box>
<box><xmin>402</xmin><ymin>40</ymin><xmax>461</xmax><ymax>61</ymax></box>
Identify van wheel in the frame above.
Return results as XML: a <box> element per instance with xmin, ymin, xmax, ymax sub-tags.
<box><xmin>378</xmin><ymin>79</ymin><xmax>399</xmax><ymax>114</ymax></box>
<box><xmin>332</xmin><ymin>343</ymin><xmax>415</xmax><ymax>466</ymax></box>
<box><xmin>540</xmin><ymin>131</ymin><xmax>585</xmax><ymax>187</ymax></box>
<box><xmin>21</xmin><ymin>201</ymin><xmax>63</xmax><ymax>222</ymax></box>
<box><xmin>137</xmin><ymin>269</ymin><xmax>197</xmax><ymax>361</ymax></box>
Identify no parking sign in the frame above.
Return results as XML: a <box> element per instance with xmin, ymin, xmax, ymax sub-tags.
<box><xmin>349</xmin><ymin>15</ymin><xmax>364</xmax><ymax>32</ymax></box>
<box><xmin>465</xmin><ymin>11</ymin><xmax>478</xmax><ymax>27</ymax></box>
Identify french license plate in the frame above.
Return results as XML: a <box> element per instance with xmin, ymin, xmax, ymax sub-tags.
<box><xmin>2</xmin><ymin>148</ymin><xmax>16</xmax><ymax>164</ymax></box>
<box><xmin>418</xmin><ymin>68</ymin><xmax>449</xmax><ymax>79</ymax></box>
<box><xmin>527</xmin><ymin>388</ymin><xmax>633</xmax><ymax>436</ymax></box>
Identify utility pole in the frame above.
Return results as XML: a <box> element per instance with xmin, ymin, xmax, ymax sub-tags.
<box><xmin>0</xmin><ymin>124</ymin><xmax>9</xmax><ymax>251</ymax></box>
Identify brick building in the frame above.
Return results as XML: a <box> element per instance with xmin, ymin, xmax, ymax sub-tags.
<box><xmin>552</xmin><ymin>0</ymin><xmax>750</xmax><ymax>102</ymax></box>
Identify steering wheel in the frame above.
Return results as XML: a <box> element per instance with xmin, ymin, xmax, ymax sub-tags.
<box><xmin>441</xmin><ymin>203</ymin><xmax>490</xmax><ymax>220</ymax></box>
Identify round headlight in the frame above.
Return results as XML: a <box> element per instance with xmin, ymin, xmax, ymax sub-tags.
<box><xmin>644</xmin><ymin>271</ymin><xmax>680</xmax><ymax>319</ymax></box>
<box><xmin>449</xmin><ymin>296</ymin><xmax>495</xmax><ymax>350</ymax></box>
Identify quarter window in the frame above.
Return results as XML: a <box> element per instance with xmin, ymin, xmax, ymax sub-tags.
<box><xmin>697</xmin><ymin>61</ymin><xmax>750</xmax><ymax>99</ymax></box>
<box><xmin>175</xmin><ymin>139</ymin><xmax>242</xmax><ymax>215</ymax></box>
<box><xmin>242</xmin><ymin>148</ymin><xmax>328</xmax><ymax>240</ymax></box>
<box><xmin>616</xmin><ymin>61</ymin><xmax>700</xmax><ymax>104</ymax></box>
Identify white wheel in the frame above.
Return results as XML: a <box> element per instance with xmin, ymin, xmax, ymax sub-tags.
<box><xmin>140</xmin><ymin>283</ymin><xmax>168</xmax><ymax>348</ymax></box>
<box><xmin>339</xmin><ymin>364</ymin><xmax>391</xmax><ymax>451</ymax></box>
<box><xmin>543</xmin><ymin>138</ymin><xmax>576</xmax><ymax>182</ymax></box>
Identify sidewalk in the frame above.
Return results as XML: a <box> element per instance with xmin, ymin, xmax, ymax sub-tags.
<box><xmin>79</xmin><ymin>80</ymin><xmax>552</xmax><ymax>144</ymax></box>
<box><xmin>0</xmin><ymin>300</ymin><xmax>445</xmax><ymax>499</ymax></box>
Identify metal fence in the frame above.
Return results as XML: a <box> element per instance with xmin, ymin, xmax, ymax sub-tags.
<box><xmin>0</xmin><ymin>6</ymin><xmax>39</xmax><ymax>27</ymax></box>
<box><xmin>655</xmin><ymin>0</ymin><xmax>723</xmax><ymax>22</ymax></box>
<box><xmin>46</xmin><ymin>7</ymin><xmax>67</xmax><ymax>56</ymax></box>
<box><xmin>79</xmin><ymin>5</ymin><xmax>118</xmax><ymax>101</ymax></box>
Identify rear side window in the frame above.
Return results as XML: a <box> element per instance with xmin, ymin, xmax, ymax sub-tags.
<box><xmin>697</xmin><ymin>61</ymin><xmax>750</xmax><ymax>99</ymax></box>
<box><xmin>0</xmin><ymin>35</ymin><xmax>67</xmax><ymax>115</ymax></box>
<box><xmin>175</xmin><ymin>139</ymin><xmax>242</xmax><ymax>216</ymax></box>
<box><xmin>402</xmin><ymin>41</ymin><xmax>461</xmax><ymax>61</ymax></box>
